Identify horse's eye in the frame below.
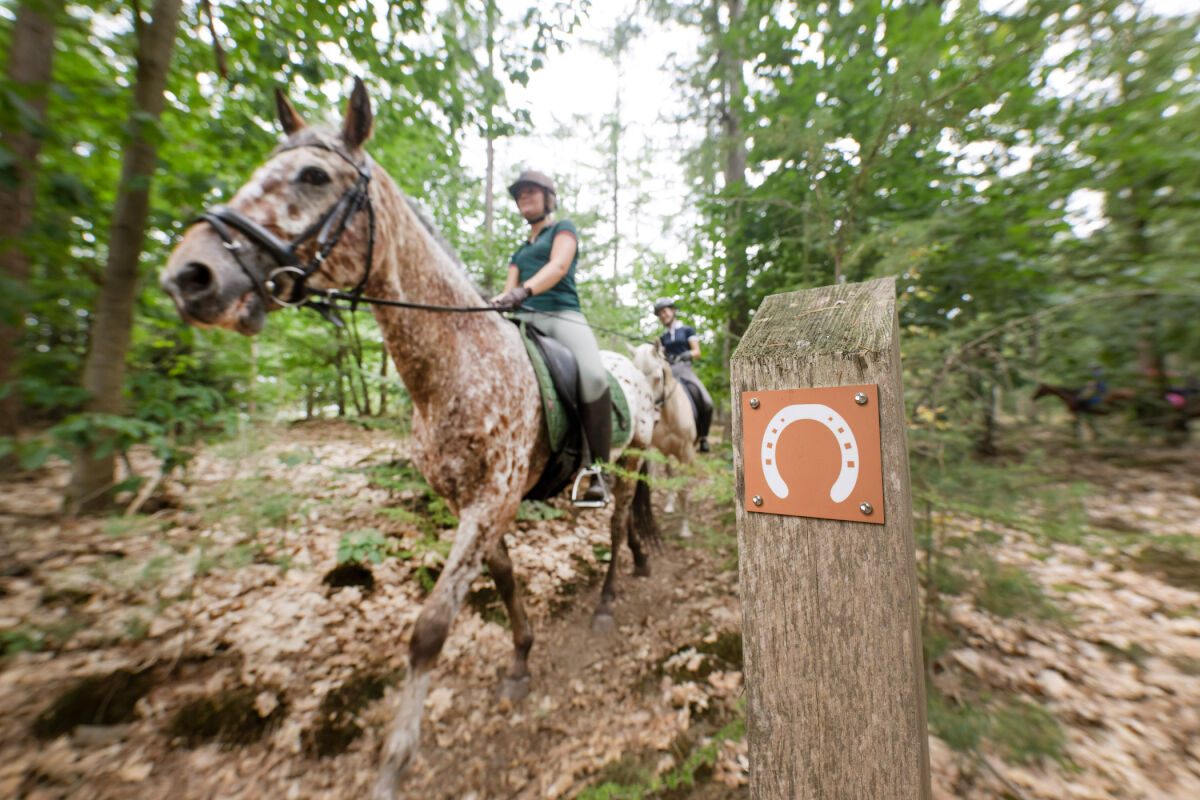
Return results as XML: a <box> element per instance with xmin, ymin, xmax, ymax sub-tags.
<box><xmin>297</xmin><ymin>166</ymin><xmax>330</xmax><ymax>186</ymax></box>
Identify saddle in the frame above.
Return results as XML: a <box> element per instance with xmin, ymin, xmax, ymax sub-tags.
<box><xmin>516</xmin><ymin>321</ymin><xmax>630</xmax><ymax>500</ymax></box>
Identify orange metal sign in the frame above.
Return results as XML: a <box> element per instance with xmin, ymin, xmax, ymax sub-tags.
<box><xmin>742</xmin><ymin>385</ymin><xmax>884</xmax><ymax>524</ymax></box>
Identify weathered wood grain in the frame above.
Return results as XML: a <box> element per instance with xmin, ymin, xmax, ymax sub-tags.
<box><xmin>731</xmin><ymin>277</ymin><xmax>930</xmax><ymax>799</ymax></box>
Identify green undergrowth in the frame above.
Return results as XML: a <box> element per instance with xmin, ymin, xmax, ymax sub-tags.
<box><xmin>193</xmin><ymin>474</ymin><xmax>305</xmax><ymax>535</ymax></box>
<box><xmin>356</xmin><ymin>458</ymin><xmax>459</xmax><ymax>534</ymax></box>
<box><xmin>927</xmin><ymin>687</ymin><xmax>1069</xmax><ymax>766</ymax></box>
<box><xmin>578</xmin><ymin>708</ymin><xmax>746</xmax><ymax>800</ymax></box>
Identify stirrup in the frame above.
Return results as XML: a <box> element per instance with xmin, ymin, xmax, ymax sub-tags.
<box><xmin>570</xmin><ymin>466</ymin><xmax>610</xmax><ymax>508</ymax></box>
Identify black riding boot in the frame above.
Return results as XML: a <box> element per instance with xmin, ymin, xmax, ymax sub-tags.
<box><xmin>697</xmin><ymin>397</ymin><xmax>713</xmax><ymax>453</ymax></box>
<box><xmin>578</xmin><ymin>388</ymin><xmax>612</xmax><ymax>505</ymax></box>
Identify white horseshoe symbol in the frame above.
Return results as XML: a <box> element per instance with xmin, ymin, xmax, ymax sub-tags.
<box><xmin>761</xmin><ymin>403</ymin><xmax>859</xmax><ymax>503</ymax></box>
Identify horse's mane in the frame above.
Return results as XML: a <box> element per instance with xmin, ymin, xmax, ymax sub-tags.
<box><xmin>402</xmin><ymin>195</ymin><xmax>491</xmax><ymax>303</ymax></box>
<box><xmin>271</xmin><ymin>126</ymin><xmax>488</xmax><ymax>301</ymax></box>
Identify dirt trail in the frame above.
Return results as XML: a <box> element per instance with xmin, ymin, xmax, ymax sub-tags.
<box><xmin>2</xmin><ymin>422</ymin><xmax>1199</xmax><ymax>799</ymax></box>
<box><xmin>0</xmin><ymin>422</ymin><xmax>746</xmax><ymax>800</ymax></box>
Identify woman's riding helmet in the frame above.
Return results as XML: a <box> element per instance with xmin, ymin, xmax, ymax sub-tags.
<box><xmin>653</xmin><ymin>298</ymin><xmax>676</xmax><ymax>314</ymax></box>
<box><xmin>508</xmin><ymin>169</ymin><xmax>557</xmax><ymax>213</ymax></box>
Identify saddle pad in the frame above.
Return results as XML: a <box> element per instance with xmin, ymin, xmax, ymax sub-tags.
<box><xmin>519</xmin><ymin>329</ymin><xmax>567</xmax><ymax>451</ymax></box>
<box><xmin>607</xmin><ymin>371</ymin><xmax>631</xmax><ymax>446</ymax></box>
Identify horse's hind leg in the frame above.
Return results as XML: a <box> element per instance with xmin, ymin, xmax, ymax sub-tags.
<box><xmin>626</xmin><ymin>511</ymin><xmax>650</xmax><ymax>578</ymax></box>
<box><xmin>626</xmin><ymin>458</ymin><xmax>659</xmax><ymax>578</ymax></box>
<box><xmin>486</xmin><ymin>536</ymin><xmax>534</xmax><ymax>701</ymax></box>
<box><xmin>591</xmin><ymin>458</ymin><xmax>638</xmax><ymax>632</ymax></box>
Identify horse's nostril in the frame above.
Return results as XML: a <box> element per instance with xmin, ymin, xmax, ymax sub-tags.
<box><xmin>177</xmin><ymin>262</ymin><xmax>214</xmax><ymax>297</ymax></box>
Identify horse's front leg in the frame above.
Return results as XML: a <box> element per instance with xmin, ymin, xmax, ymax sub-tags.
<box><xmin>663</xmin><ymin>462</ymin><xmax>677</xmax><ymax>514</ymax></box>
<box><xmin>592</xmin><ymin>454</ymin><xmax>642</xmax><ymax>632</ymax></box>
<box><xmin>486</xmin><ymin>536</ymin><xmax>534</xmax><ymax>701</ymax></box>
<box><xmin>373</xmin><ymin>512</ymin><xmax>498</xmax><ymax>800</ymax></box>
<box><xmin>678</xmin><ymin>484</ymin><xmax>691</xmax><ymax>539</ymax></box>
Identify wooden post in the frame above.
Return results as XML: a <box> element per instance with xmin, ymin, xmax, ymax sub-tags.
<box><xmin>731</xmin><ymin>277</ymin><xmax>930</xmax><ymax>799</ymax></box>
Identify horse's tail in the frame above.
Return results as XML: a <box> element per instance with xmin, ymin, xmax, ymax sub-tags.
<box><xmin>631</xmin><ymin>459</ymin><xmax>663</xmax><ymax>551</ymax></box>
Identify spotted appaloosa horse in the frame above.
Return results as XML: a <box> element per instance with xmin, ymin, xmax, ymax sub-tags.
<box><xmin>632</xmin><ymin>342</ymin><xmax>699</xmax><ymax>538</ymax></box>
<box><xmin>159</xmin><ymin>78</ymin><xmax>659</xmax><ymax>799</ymax></box>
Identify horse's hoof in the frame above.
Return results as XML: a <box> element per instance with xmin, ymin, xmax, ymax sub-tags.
<box><xmin>590</xmin><ymin>612</ymin><xmax>616</xmax><ymax>633</ymax></box>
<box><xmin>496</xmin><ymin>674</ymin><xmax>531</xmax><ymax>703</ymax></box>
<box><xmin>633</xmin><ymin>563</ymin><xmax>651</xmax><ymax>578</ymax></box>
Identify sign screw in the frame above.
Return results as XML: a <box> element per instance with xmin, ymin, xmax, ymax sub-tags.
<box><xmin>749</xmin><ymin>398</ymin><xmax>760</xmax><ymax>409</ymax></box>
<box><xmin>859</xmin><ymin>502</ymin><xmax>873</xmax><ymax>515</ymax></box>
<box><xmin>854</xmin><ymin>392</ymin><xmax>868</xmax><ymax>405</ymax></box>
<box><xmin>752</xmin><ymin>495</ymin><xmax>763</xmax><ymax>506</ymax></box>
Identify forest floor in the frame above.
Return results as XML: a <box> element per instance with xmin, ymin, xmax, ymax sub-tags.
<box><xmin>1</xmin><ymin>419</ymin><xmax>1198</xmax><ymax>799</ymax></box>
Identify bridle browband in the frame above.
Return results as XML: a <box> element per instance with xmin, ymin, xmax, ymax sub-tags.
<box><xmin>196</xmin><ymin>140</ymin><xmax>377</xmax><ymax>323</ymax></box>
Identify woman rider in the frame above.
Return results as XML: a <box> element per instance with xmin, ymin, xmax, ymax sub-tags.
<box><xmin>654</xmin><ymin>298</ymin><xmax>714</xmax><ymax>453</ymax></box>
<box><xmin>491</xmin><ymin>170</ymin><xmax>611</xmax><ymax>506</ymax></box>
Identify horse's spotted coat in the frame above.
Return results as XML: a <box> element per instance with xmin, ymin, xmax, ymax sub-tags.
<box><xmin>160</xmin><ymin>80</ymin><xmax>662</xmax><ymax>800</ymax></box>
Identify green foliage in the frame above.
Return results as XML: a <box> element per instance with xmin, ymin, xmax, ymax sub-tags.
<box><xmin>336</xmin><ymin>528</ymin><xmax>393</xmax><ymax>566</ymax></box>
<box><xmin>361</xmin><ymin>459</ymin><xmax>459</xmax><ymax>534</ymax></box>
<box><xmin>577</xmin><ymin>710</ymin><xmax>745</xmax><ymax>799</ymax></box>
<box><xmin>927</xmin><ymin>688</ymin><xmax>991</xmax><ymax>753</ymax></box>
<box><xmin>990</xmin><ymin>700</ymin><xmax>1070</xmax><ymax>766</ymax></box>
<box><xmin>2</xmin><ymin>628</ymin><xmax>46</xmax><ymax>656</ymax></box>
<box><xmin>973</xmin><ymin>557</ymin><xmax>1061</xmax><ymax>621</ymax></box>
<box><xmin>516</xmin><ymin>499</ymin><xmax>565</xmax><ymax>521</ymax></box>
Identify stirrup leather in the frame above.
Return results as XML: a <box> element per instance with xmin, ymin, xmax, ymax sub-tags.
<box><xmin>570</xmin><ymin>466</ymin><xmax>610</xmax><ymax>508</ymax></box>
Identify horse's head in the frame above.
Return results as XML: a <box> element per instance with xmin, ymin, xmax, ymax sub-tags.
<box><xmin>631</xmin><ymin>342</ymin><xmax>669</xmax><ymax>402</ymax></box>
<box><xmin>161</xmin><ymin>78</ymin><xmax>376</xmax><ymax>335</ymax></box>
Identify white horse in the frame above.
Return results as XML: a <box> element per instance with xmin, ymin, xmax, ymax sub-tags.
<box><xmin>632</xmin><ymin>342</ymin><xmax>698</xmax><ymax>538</ymax></box>
<box><xmin>160</xmin><ymin>79</ymin><xmax>661</xmax><ymax>799</ymax></box>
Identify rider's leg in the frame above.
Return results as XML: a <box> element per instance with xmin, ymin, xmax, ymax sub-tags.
<box><xmin>578</xmin><ymin>388</ymin><xmax>612</xmax><ymax>502</ymax></box>
<box><xmin>694</xmin><ymin>381</ymin><xmax>714</xmax><ymax>452</ymax></box>
<box><xmin>671</xmin><ymin>361</ymin><xmax>714</xmax><ymax>452</ymax></box>
<box><xmin>521</xmin><ymin>310</ymin><xmax>612</xmax><ymax>503</ymax></box>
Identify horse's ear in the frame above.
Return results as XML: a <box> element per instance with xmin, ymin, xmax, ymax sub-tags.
<box><xmin>342</xmin><ymin>76</ymin><xmax>374</xmax><ymax>150</ymax></box>
<box><xmin>274</xmin><ymin>88</ymin><xmax>306</xmax><ymax>135</ymax></box>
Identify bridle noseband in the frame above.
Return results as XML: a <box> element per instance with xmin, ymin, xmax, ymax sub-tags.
<box><xmin>196</xmin><ymin>141</ymin><xmax>376</xmax><ymax>319</ymax></box>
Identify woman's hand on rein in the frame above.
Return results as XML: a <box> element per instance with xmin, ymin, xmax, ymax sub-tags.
<box><xmin>491</xmin><ymin>285</ymin><xmax>532</xmax><ymax>310</ymax></box>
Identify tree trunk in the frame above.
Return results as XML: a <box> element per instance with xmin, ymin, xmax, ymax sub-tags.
<box><xmin>611</xmin><ymin>60</ymin><xmax>621</xmax><ymax>303</ymax></box>
<box><xmin>719</xmin><ymin>0</ymin><xmax>749</xmax><ymax>340</ymax></box>
<box><xmin>64</xmin><ymin>0</ymin><xmax>183</xmax><ymax>513</ymax></box>
<box><xmin>0</xmin><ymin>0</ymin><xmax>61</xmax><ymax>467</ymax></box>
<box><xmin>334</xmin><ymin>332</ymin><xmax>347</xmax><ymax>418</ymax></box>
<box><xmin>247</xmin><ymin>340</ymin><xmax>258</xmax><ymax>418</ymax></box>
<box><xmin>379</xmin><ymin>347</ymin><xmax>389</xmax><ymax>415</ymax></box>
<box><xmin>483</xmin><ymin>0</ymin><xmax>497</xmax><ymax>291</ymax></box>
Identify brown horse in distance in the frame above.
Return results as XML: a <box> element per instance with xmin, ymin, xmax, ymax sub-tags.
<box><xmin>1032</xmin><ymin>383</ymin><xmax>1137</xmax><ymax>417</ymax></box>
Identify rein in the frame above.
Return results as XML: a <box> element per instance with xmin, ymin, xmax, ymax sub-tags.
<box><xmin>195</xmin><ymin>145</ymin><xmax>654</xmax><ymax>342</ymax></box>
<box><xmin>655</xmin><ymin>363</ymin><xmax>680</xmax><ymax>409</ymax></box>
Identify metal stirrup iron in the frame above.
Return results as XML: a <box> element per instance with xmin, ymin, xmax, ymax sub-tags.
<box><xmin>570</xmin><ymin>466</ymin><xmax>610</xmax><ymax>508</ymax></box>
